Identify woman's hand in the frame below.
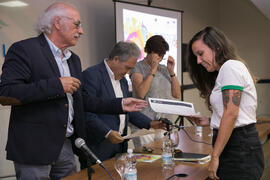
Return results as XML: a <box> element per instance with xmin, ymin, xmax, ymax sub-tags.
<box><xmin>149</xmin><ymin>53</ymin><xmax>161</xmax><ymax>74</ymax></box>
<box><xmin>185</xmin><ymin>115</ymin><xmax>210</xmax><ymax>126</ymax></box>
<box><xmin>167</xmin><ymin>56</ymin><xmax>175</xmax><ymax>75</ymax></box>
<box><xmin>208</xmin><ymin>155</ymin><xmax>220</xmax><ymax>179</ymax></box>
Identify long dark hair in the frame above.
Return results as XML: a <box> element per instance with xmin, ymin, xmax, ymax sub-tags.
<box><xmin>186</xmin><ymin>26</ymin><xmax>255</xmax><ymax>110</ymax></box>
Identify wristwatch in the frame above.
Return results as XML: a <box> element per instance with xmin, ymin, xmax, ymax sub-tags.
<box><xmin>170</xmin><ymin>73</ymin><xmax>175</xmax><ymax>77</ymax></box>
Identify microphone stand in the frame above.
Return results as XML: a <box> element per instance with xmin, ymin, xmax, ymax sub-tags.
<box><xmin>161</xmin><ymin>118</ymin><xmax>189</xmax><ymax>180</ymax></box>
<box><xmin>175</xmin><ymin>115</ymin><xmax>195</xmax><ymax>129</ymax></box>
<box><xmin>86</xmin><ymin>158</ymin><xmax>95</xmax><ymax>180</ymax></box>
<box><xmin>161</xmin><ymin>117</ymin><xmax>183</xmax><ymax>134</ymax></box>
<box><xmin>160</xmin><ymin>117</ymin><xmax>184</xmax><ymax>155</ymax></box>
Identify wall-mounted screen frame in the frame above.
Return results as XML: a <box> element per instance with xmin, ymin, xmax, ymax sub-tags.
<box><xmin>114</xmin><ymin>1</ymin><xmax>183</xmax><ymax>85</ymax></box>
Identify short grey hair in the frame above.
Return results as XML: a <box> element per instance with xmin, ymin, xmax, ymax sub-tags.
<box><xmin>35</xmin><ymin>2</ymin><xmax>75</xmax><ymax>34</ymax></box>
<box><xmin>108</xmin><ymin>41</ymin><xmax>141</xmax><ymax>62</ymax></box>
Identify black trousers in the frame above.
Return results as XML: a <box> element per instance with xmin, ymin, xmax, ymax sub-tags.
<box><xmin>213</xmin><ymin>124</ymin><xmax>264</xmax><ymax>180</ymax></box>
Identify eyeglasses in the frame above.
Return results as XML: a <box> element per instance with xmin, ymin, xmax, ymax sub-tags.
<box><xmin>61</xmin><ymin>16</ymin><xmax>82</xmax><ymax>29</ymax></box>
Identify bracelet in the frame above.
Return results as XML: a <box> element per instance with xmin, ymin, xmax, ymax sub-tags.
<box><xmin>170</xmin><ymin>73</ymin><xmax>175</xmax><ymax>77</ymax></box>
<box><xmin>151</xmin><ymin>73</ymin><xmax>155</xmax><ymax>77</ymax></box>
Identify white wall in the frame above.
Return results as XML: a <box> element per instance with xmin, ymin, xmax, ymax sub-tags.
<box><xmin>0</xmin><ymin>106</ymin><xmax>13</xmax><ymax>178</ymax></box>
<box><xmin>0</xmin><ymin>0</ymin><xmax>269</xmax><ymax>177</ymax></box>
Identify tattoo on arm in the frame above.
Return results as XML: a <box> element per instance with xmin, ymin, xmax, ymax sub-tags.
<box><xmin>222</xmin><ymin>89</ymin><xmax>242</xmax><ymax>110</ymax></box>
<box><xmin>222</xmin><ymin>90</ymin><xmax>229</xmax><ymax>110</ymax></box>
<box><xmin>232</xmin><ymin>90</ymin><xmax>242</xmax><ymax>106</ymax></box>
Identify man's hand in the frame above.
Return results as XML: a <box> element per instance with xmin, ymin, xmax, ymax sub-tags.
<box><xmin>186</xmin><ymin>115</ymin><xmax>210</xmax><ymax>126</ymax></box>
<box><xmin>60</xmin><ymin>77</ymin><xmax>81</xmax><ymax>94</ymax></box>
<box><xmin>107</xmin><ymin>130</ymin><xmax>124</xmax><ymax>144</ymax></box>
<box><xmin>0</xmin><ymin>96</ymin><xmax>21</xmax><ymax>106</ymax></box>
<box><xmin>150</xmin><ymin>120</ymin><xmax>166</xmax><ymax>130</ymax></box>
<box><xmin>122</xmin><ymin>97</ymin><xmax>147</xmax><ymax>112</ymax></box>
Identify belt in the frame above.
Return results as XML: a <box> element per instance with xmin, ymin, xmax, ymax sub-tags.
<box><xmin>213</xmin><ymin>123</ymin><xmax>255</xmax><ymax>132</ymax></box>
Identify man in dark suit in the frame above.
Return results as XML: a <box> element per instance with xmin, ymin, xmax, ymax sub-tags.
<box><xmin>80</xmin><ymin>41</ymin><xmax>165</xmax><ymax>168</ymax></box>
<box><xmin>0</xmin><ymin>2</ymin><xmax>146</xmax><ymax>180</ymax></box>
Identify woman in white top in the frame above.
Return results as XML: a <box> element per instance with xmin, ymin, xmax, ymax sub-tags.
<box><xmin>186</xmin><ymin>26</ymin><xmax>264</xmax><ymax>180</ymax></box>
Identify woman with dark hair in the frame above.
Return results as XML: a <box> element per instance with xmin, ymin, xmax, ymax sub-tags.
<box><xmin>186</xmin><ymin>26</ymin><xmax>264</xmax><ymax>180</ymax></box>
<box><xmin>129</xmin><ymin>35</ymin><xmax>181</xmax><ymax>147</ymax></box>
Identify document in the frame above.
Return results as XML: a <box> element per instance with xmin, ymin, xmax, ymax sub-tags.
<box><xmin>148</xmin><ymin>98</ymin><xmax>199</xmax><ymax>116</ymax></box>
<box><xmin>122</xmin><ymin>128</ymin><xmax>155</xmax><ymax>140</ymax></box>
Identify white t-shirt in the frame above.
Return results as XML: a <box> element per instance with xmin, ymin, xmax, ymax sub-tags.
<box><xmin>210</xmin><ymin>60</ymin><xmax>257</xmax><ymax>129</ymax></box>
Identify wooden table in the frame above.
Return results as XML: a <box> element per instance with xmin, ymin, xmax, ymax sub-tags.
<box><xmin>62</xmin><ymin>118</ymin><xmax>270</xmax><ymax>180</ymax></box>
<box><xmin>63</xmin><ymin>127</ymin><xmax>212</xmax><ymax>180</ymax></box>
<box><xmin>256</xmin><ymin>116</ymin><xmax>270</xmax><ymax>142</ymax></box>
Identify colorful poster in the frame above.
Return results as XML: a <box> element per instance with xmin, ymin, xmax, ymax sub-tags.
<box><xmin>123</xmin><ymin>9</ymin><xmax>178</xmax><ymax>71</ymax></box>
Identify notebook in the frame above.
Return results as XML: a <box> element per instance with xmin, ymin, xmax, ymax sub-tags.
<box><xmin>173</xmin><ymin>152</ymin><xmax>211</xmax><ymax>164</ymax></box>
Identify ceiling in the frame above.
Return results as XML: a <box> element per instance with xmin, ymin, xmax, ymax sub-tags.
<box><xmin>250</xmin><ymin>0</ymin><xmax>270</xmax><ymax>20</ymax></box>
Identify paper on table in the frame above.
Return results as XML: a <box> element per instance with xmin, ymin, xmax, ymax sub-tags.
<box><xmin>148</xmin><ymin>98</ymin><xmax>199</xmax><ymax>116</ymax></box>
<box><xmin>122</xmin><ymin>128</ymin><xmax>155</xmax><ymax>139</ymax></box>
<box><xmin>135</xmin><ymin>154</ymin><xmax>161</xmax><ymax>163</ymax></box>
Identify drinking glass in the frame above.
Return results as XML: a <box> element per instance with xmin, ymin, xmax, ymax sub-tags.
<box><xmin>208</xmin><ymin>127</ymin><xmax>213</xmax><ymax>137</ymax></box>
<box><xmin>114</xmin><ymin>153</ymin><xmax>126</xmax><ymax>180</ymax></box>
<box><xmin>155</xmin><ymin>113</ymin><xmax>162</xmax><ymax>120</ymax></box>
<box><xmin>171</xmin><ymin>130</ymin><xmax>179</xmax><ymax>149</ymax></box>
<box><xmin>170</xmin><ymin>130</ymin><xmax>179</xmax><ymax>162</ymax></box>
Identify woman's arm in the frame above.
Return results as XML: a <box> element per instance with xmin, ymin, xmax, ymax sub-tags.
<box><xmin>167</xmin><ymin>56</ymin><xmax>181</xmax><ymax>99</ymax></box>
<box><xmin>170</xmin><ymin>74</ymin><xmax>181</xmax><ymax>99</ymax></box>
<box><xmin>131</xmin><ymin>53</ymin><xmax>160</xmax><ymax>99</ymax></box>
<box><xmin>208</xmin><ymin>89</ymin><xmax>242</xmax><ymax>179</ymax></box>
<box><xmin>130</xmin><ymin>72</ymin><xmax>154</xmax><ymax>99</ymax></box>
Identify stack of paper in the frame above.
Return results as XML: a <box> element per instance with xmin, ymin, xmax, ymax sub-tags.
<box><xmin>122</xmin><ymin>128</ymin><xmax>155</xmax><ymax>139</ymax></box>
<box><xmin>148</xmin><ymin>98</ymin><xmax>199</xmax><ymax>116</ymax></box>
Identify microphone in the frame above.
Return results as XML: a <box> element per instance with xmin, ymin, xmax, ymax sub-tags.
<box><xmin>75</xmin><ymin>138</ymin><xmax>102</xmax><ymax>165</ymax></box>
<box><xmin>75</xmin><ymin>138</ymin><xmax>116</xmax><ymax>180</ymax></box>
<box><xmin>159</xmin><ymin>117</ymin><xmax>181</xmax><ymax>129</ymax></box>
<box><xmin>159</xmin><ymin>117</ymin><xmax>173</xmax><ymax>125</ymax></box>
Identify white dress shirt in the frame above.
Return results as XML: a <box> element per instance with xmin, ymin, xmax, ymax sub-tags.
<box><xmin>104</xmin><ymin>59</ymin><xmax>126</xmax><ymax>135</ymax></box>
<box><xmin>45</xmin><ymin>35</ymin><xmax>74</xmax><ymax>137</ymax></box>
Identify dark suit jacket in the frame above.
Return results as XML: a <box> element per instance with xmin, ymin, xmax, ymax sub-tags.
<box><xmin>0</xmin><ymin>34</ymin><xmax>123</xmax><ymax>165</ymax></box>
<box><xmin>82</xmin><ymin>61</ymin><xmax>151</xmax><ymax>162</ymax></box>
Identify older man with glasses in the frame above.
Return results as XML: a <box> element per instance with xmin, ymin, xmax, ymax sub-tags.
<box><xmin>0</xmin><ymin>2</ymin><xmax>147</xmax><ymax>180</ymax></box>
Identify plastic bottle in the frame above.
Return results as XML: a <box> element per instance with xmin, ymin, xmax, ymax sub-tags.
<box><xmin>162</xmin><ymin>135</ymin><xmax>173</xmax><ymax>169</ymax></box>
<box><xmin>195</xmin><ymin>126</ymin><xmax>203</xmax><ymax>137</ymax></box>
<box><xmin>125</xmin><ymin>149</ymin><xmax>137</xmax><ymax>180</ymax></box>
